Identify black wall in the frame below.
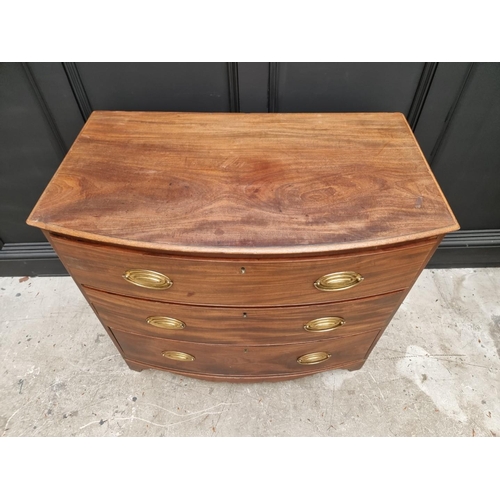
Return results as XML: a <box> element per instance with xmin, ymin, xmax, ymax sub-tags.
<box><xmin>1</xmin><ymin>62</ymin><xmax>499</xmax><ymax>275</ymax></box>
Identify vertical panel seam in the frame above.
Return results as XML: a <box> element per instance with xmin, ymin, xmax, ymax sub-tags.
<box><xmin>407</xmin><ymin>62</ymin><xmax>438</xmax><ymax>130</ymax></box>
<box><xmin>429</xmin><ymin>63</ymin><xmax>475</xmax><ymax>164</ymax></box>
<box><xmin>21</xmin><ymin>63</ymin><xmax>67</xmax><ymax>157</ymax></box>
<box><xmin>268</xmin><ymin>63</ymin><xmax>279</xmax><ymax>112</ymax></box>
<box><xmin>62</xmin><ymin>63</ymin><xmax>93</xmax><ymax>121</ymax></box>
<box><xmin>227</xmin><ymin>63</ymin><xmax>240</xmax><ymax>112</ymax></box>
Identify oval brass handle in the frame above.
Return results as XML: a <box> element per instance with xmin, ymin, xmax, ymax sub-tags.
<box><xmin>162</xmin><ymin>351</ymin><xmax>195</xmax><ymax>362</ymax></box>
<box><xmin>147</xmin><ymin>316</ymin><xmax>185</xmax><ymax>330</ymax></box>
<box><xmin>123</xmin><ymin>269</ymin><xmax>173</xmax><ymax>290</ymax></box>
<box><xmin>314</xmin><ymin>271</ymin><xmax>363</xmax><ymax>292</ymax></box>
<box><xmin>304</xmin><ymin>316</ymin><xmax>345</xmax><ymax>332</ymax></box>
<box><xmin>297</xmin><ymin>352</ymin><xmax>331</xmax><ymax>365</ymax></box>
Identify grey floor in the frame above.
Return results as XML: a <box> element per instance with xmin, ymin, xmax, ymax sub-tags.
<box><xmin>1</xmin><ymin>268</ymin><xmax>499</xmax><ymax>437</ymax></box>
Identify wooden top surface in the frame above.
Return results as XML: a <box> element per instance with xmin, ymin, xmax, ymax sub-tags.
<box><xmin>27</xmin><ymin>111</ymin><xmax>459</xmax><ymax>255</ymax></box>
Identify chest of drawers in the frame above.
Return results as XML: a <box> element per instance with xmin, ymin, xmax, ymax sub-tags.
<box><xmin>27</xmin><ymin>111</ymin><xmax>459</xmax><ymax>382</ymax></box>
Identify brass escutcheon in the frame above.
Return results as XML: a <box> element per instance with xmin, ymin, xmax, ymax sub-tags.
<box><xmin>297</xmin><ymin>352</ymin><xmax>331</xmax><ymax>365</ymax></box>
<box><xmin>162</xmin><ymin>351</ymin><xmax>195</xmax><ymax>362</ymax></box>
<box><xmin>147</xmin><ymin>316</ymin><xmax>185</xmax><ymax>329</ymax></box>
<box><xmin>314</xmin><ymin>271</ymin><xmax>363</xmax><ymax>291</ymax></box>
<box><xmin>122</xmin><ymin>269</ymin><xmax>173</xmax><ymax>290</ymax></box>
<box><xmin>304</xmin><ymin>316</ymin><xmax>345</xmax><ymax>332</ymax></box>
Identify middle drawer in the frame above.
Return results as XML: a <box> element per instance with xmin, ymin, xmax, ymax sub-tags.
<box><xmin>86</xmin><ymin>286</ymin><xmax>404</xmax><ymax>345</ymax></box>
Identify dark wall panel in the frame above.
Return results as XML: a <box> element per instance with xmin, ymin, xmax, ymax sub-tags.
<box><xmin>426</xmin><ymin>63</ymin><xmax>500</xmax><ymax>230</ymax></box>
<box><xmin>275</xmin><ymin>62</ymin><xmax>425</xmax><ymax>113</ymax></box>
<box><xmin>238</xmin><ymin>63</ymin><xmax>269</xmax><ymax>112</ymax></box>
<box><xmin>29</xmin><ymin>63</ymin><xmax>84</xmax><ymax>150</ymax></box>
<box><xmin>74</xmin><ymin>63</ymin><xmax>232</xmax><ymax>113</ymax></box>
<box><xmin>0</xmin><ymin>63</ymin><xmax>83</xmax><ymax>243</ymax></box>
<box><xmin>1</xmin><ymin>62</ymin><xmax>499</xmax><ymax>272</ymax></box>
<box><xmin>414</xmin><ymin>62</ymin><xmax>471</xmax><ymax>161</ymax></box>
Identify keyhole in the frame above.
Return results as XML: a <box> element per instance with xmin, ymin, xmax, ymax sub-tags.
<box><xmin>243</xmin><ymin>312</ymin><xmax>247</xmax><ymax>318</ymax></box>
<box><xmin>240</xmin><ymin>267</ymin><xmax>246</xmax><ymax>274</ymax></box>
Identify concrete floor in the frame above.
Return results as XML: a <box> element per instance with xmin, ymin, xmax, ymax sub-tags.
<box><xmin>1</xmin><ymin>269</ymin><xmax>499</xmax><ymax>437</ymax></box>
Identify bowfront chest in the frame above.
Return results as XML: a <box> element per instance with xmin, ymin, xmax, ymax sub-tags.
<box><xmin>27</xmin><ymin>112</ymin><xmax>459</xmax><ymax>382</ymax></box>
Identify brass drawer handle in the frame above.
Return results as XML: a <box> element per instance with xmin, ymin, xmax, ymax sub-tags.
<box><xmin>297</xmin><ymin>352</ymin><xmax>331</xmax><ymax>365</ymax></box>
<box><xmin>147</xmin><ymin>316</ymin><xmax>185</xmax><ymax>330</ymax></box>
<box><xmin>314</xmin><ymin>271</ymin><xmax>364</xmax><ymax>291</ymax></box>
<box><xmin>304</xmin><ymin>316</ymin><xmax>345</xmax><ymax>332</ymax></box>
<box><xmin>162</xmin><ymin>351</ymin><xmax>195</xmax><ymax>362</ymax></box>
<box><xmin>123</xmin><ymin>269</ymin><xmax>173</xmax><ymax>290</ymax></box>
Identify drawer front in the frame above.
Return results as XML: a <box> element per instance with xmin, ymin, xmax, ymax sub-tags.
<box><xmin>110</xmin><ymin>328</ymin><xmax>379</xmax><ymax>377</ymax></box>
<box><xmin>49</xmin><ymin>233</ymin><xmax>435</xmax><ymax>306</ymax></box>
<box><xmin>86</xmin><ymin>286</ymin><xmax>404</xmax><ymax>344</ymax></box>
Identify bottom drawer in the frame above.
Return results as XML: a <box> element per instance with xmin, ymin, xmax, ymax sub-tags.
<box><xmin>110</xmin><ymin>327</ymin><xmax>379</xmax><ymax>378</ymax></box>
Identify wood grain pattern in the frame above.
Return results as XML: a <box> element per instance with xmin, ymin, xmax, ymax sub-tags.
<box><xmin>363</xmin><ymin>235</ymin><xmax>444</xmax><ymax>359</ymax></box>
<box><xmin>85</xmin><ymin>286</ymin><xmax>405</xmax><ymax>344</ymax></box>
<box><xmin>48</xmin><ymin>232</ymin><xmax>435</xmax><ymax>306</ymax></box>
<box><xmin>27</xmin><ymin>112</ymin><xmax>459</xmax><ymax>255</ymax></box>
<box><xmin>122</xmin><ymin>357</ymin><xmax>367</xmax><ymax>381</ymax></box>
<box><xmin>110</xmin><ymin>327</ymin><xmax>379</xmax><ymax>377</ymax></box>
<box><xmin>25</xmin><ymin>112</ymin><xmax>460</xmax><ymax>382</ymax></box>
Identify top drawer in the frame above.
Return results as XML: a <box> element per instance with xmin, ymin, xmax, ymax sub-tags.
<box><xmin>49</xmin><ymin>234</ymin><xmax>435</xmax><ymax>307</ymax></box>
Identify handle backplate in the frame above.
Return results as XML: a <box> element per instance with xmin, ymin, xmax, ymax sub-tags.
<box><xmin>123</xmin><ymin>269</ymin><xmax>173</xmax><ymax>290</ymax></box>
<box><xmin>304</xmin><ymin>316</ymin><xmax>345</xmax><ymax>332</ymax></box>
<box><xmin>162</xmin><ymin>351</ymin><xmax>195</xmax><ymax>362</ymax></box>
<box><xmin>314</xmin><ymin>271</ymin><xmax>363</xmax><ymax>292</ymax></box>
<box><xmin>147</xmin><ymin>316</ymin><xmax>185</xmax><ymax>330</ymax></box>
<box><xmin>297</xmin><ymin>352</ymin><xmax>331</xmax><ymax>365</ymax></box>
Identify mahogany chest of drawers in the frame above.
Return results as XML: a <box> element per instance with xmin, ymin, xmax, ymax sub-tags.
<box><xmin>27</xmin><ymin>111</ymin><xmax>459</xmax><ymax>382</ymax></box>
